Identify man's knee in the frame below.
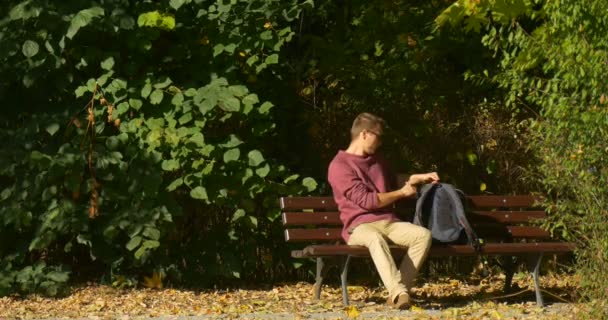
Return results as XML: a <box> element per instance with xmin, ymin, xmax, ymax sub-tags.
<box><xmin>420</xmin><ymin>228</ymin><xmax>432</xmax><ymax>246</ymax></box>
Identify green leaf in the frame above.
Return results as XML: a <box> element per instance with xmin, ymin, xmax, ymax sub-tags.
<box><xmin>302</xmin><ymin>177</ymin><xmax>317</xmax><ymax>192</ymax></box>
<box><xmin>248</xmin><ymin>150</ymin><xmax>264</xmax><ymax>166</ymax></box>
<box><xmin>46</xmin><ymin>271</ymin><xmax>69</xmax><ymax>283</ymax></box>
<box><xmin>143</xmin><ymin>227</ymin><xmax>161</xmax><ymax>240</ymax></box>
<box><xmin>141</xmin><ymin>83</ymin><xmax>152</xmax><ymax>98</ymax></box>
<box><xmin>75</xmin><ymin>86</ymin><xmax>88</xmax><ymax>98</ymax></box>
<box><xmin>224</xmin><ymin>43</ymin><xmax>237</xmax><ymax>54</ymax></box>
<box><xmin>22</xmin><ymin>40</ymin><xmax>39</xmax><ymax>58</ymax></box>
<box><xmin>221</xmin><ymin>96</ymin><xmax>240</xmax><ymax>112</ymax></box>
<box><xmin>265</xmin><ymin>54</ymin><xmax>279</xmax><ymax>65</ymax></box>
<box><xmin>222</xmin><ymin>134</ymin><xmax>243</xmax><ymax>148</ymax></box>
<box><xmin>178</xmin><ymin>112</ymin><xmax>192</xmax><ymax>124</ymax></box>
<box><xmin>166</xmin><ymin>178</ymin><xmax>183</xmax><ymax>191</ymax></box>
<box><xmin>126</xmin><ymin>236</ymin><xmax>142</xmax><ymax>251</ymax></box>
<box><xmin>1</xmin><ymin>188</ymin><xmax>13</xmax><ymax>201</ymax></box>
<box><xmin>129</xmin><ymin>98</ymin><xmax>143</xmax><ymax>110</ymax></box>
<box><xmin>224</xmin><ymin>148</ymin><xmax>240</xmax><ymax>162</ymax></box>
<box><xmin>101</xmin><ymin>57</ymin><xmax>114</xmax><ymax>70</ymax></box>
<box><xmin>190</xmin><ymin>186</ymin><xmax>208</xmax><ymax>200</ymax></box>
<box><xmin>184</xmin><ymin>88</ymin><xmax>197</xmax><ymax>97</ymax></box>
<box><xmin>138</xmin><ymin>11</ymin><xmax>176</xmax><ymax>30</ymax></box>
<box><xmin>248</xmin><ymin>216</ymin><xmax>258</xmax><ymax>228</ymax></box>
<box><xmin>150</xmin><ymin>89</ymin><xmax>164</xmax><ymax>105</ymax></box>
<box><xmin>143</xmin><ymin>240</ymin><xmax>160</xmax><ymax>249</ymax></box>
<box><xmin>258</xmin><ymin>101</ymin><xmax>274</xmax><ymax>114</ymax></box>
<box><xmin>170</xmin><ymin>0</ymin><xmax>187</xmax><ymax>10</ymax></box>
<box><xmin>171</xmin><ymin>93</ymin><xmax>184</xmax><ymax>106</ymax></box>
<box><xmin>161</xmin><ymin>159</ymin><xmax>180</xmax><ymax>171</ymax></box>
<box><xmin>260</xmin><ymin>30</ymin><xmax>273</xmax><ymax>40</ymax></box>
<box><xmin>232</xmin><ymin>209</ymin><xmax>246</xmax><ymax>222</ymax></box>
<box><xmin>116</xmin><ymin>102</ymin><xmax>129</xmax><ymax>116</ymax></box>
<box><xmin>9</xmin><ymin>1</ymin><xmax>41</xmax><ymax>21</ymax></box>
<box><xmin>213</xmin><ymin>44</ymin><xmax>224</xmax><ymax>57</ymax></box>
<box><xmin>228</xmin><ymin>85</ymin><xmax>248</xmax><ymax>97</ymax></box>
<box><xmin>466</xmin><ymin>151</ymin><xmax>478</xmax><ymax>165</ymax></box>
<box><xmin>246</xmin><ymin>55</ymin><xmax>259</xmax><ymax>66</ymax></box>
<box><xmin>188</xmin><ymin>132</ymin><xmax>205</xmax><ymax>146</ymax></box>
<box><xmin>134</xmin><ymin>247</ymin><xmax>147</xmax><ymax>259</ymax></box>
<box><xmin>46</xmin><ymin>123</ymin><xmax>60</xmax><ymax>136</ymax></box>
<box><xmin>242</xmin><ymin>94</ymin><xmax>259</xmax><ymax>106</ymax></box>
<box><xmin>154</xmin><ymin>77</ymin><xmax>172</xmax><ymax>89</ymax></box>
<box><xmin>67</xmin><ymin>7</ymin><xmax>105</xmax><ymax>39</ymax></box>
<box><xmin>283</xmin><ymin>174</ymin><xmax>299</xmax><ymax>183</ymax></box>
<box><xmin>255</xmin><ymin>164</ymin><xmax>270</xmax><ymax>177</ymax></box>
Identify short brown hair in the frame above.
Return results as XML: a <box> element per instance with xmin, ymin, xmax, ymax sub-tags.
<box><xmin>350</xmin><ymin>112</ymin><xmax>385</xmax><ymax>140</ymax></box>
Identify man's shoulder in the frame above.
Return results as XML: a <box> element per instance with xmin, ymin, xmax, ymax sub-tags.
<box><xmin>328</xmin><ymin>151</ymin><xmax>350</xmax><ymax>168</ymax></box>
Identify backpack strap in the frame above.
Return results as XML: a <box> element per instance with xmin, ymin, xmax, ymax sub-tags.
<box><xmin>414</xmin><ymin>183</ymin><xmax>436</xmax><ymax>226</ymax></box>
<box><xmin>444</xmin><ymin>185</ymin><xmax>483</xmax><ymax>252</ymax></box>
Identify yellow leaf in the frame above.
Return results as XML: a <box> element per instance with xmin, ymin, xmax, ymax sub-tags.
<box><xmin>345</xmin><ymin>305</ymin><xmax>360</xmax><ymax>318</ymax></box>
<box><xmin>263</xmin><ymin>22</ymin><xmax>272</xmax><ymax>29</ymax></box>
<box><xmin>480</xmin><ymin>182</ymin><xmax>487</xmax><ymax>192</ymax></box>
<box><xmin>143</xmin><ymin>271</ymin><xmax>163</xmax><ymax>289</ymax></box>
<box><xmin>411</xmin><ymin>305</ymin><xmax>424</xmax><ymax>312</ymax></box>
<box><xmin>492</xmin><ymin>309</ymin><xmax>503</xmax><ymax>319</ymax></box>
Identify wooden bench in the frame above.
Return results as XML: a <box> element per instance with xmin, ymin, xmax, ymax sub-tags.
<box><xmin>280</xmin><ymin>195</ymin><xmax>575</xmax><ymax>306</ymax></box>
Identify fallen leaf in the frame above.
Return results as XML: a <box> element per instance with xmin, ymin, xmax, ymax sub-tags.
<box><xmin>345</xmin><ymin>305</ymin><xmax>360</xmax><ymax>318</ymax></box>
<box><xmin>143</xmin><ymin>272</ymin><xmax>163</xmax><ymax>289</ymax></box>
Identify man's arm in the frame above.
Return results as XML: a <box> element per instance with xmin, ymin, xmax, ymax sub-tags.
<box><xmin>376</xmin><ymin>172</ymin><xmax>440</xmax><ymax>208</ymax></box>
<box><xmin>328</xmin><ymin>161</ymin><xmax>380</xmax><ymax>210</ymax></box>
<box><xmin>376</xmin><ymin>181</ymin><xmax>417</xmax><ymax>208</ymax></box>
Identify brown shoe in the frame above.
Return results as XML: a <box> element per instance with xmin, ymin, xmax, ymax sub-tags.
<box><xmin>386</xmin><ymin>292</ymin><xmax>411</xmax><ymax>310</ymax></box>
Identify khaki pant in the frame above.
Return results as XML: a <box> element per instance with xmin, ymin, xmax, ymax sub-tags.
<box><xmin>348</xmin><ymin>220</ymin><xmax>432</xmax><ymax>301</ymax></box>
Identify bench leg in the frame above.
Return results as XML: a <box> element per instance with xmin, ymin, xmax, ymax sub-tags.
<box><xmin>340</xmin><ymin>255</ymin><xmax>352</xmax><ymax>306</ymax></box>
<box><xmin>313</xmin><ymin>257</ymin><xmax>326</xmax><ymax>300</ymax></box>
<box><xmin>501</xmin><ymin>256</ymin><xmax>516</xmax><ymax>293</ymax></box>
<box><xmin>528</xmin><ymin>253</ymin><xmax>544</xmax><ymax>307</ymax></box>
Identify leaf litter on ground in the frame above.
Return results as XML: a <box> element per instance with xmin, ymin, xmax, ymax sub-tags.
<box><xmin>0</xmin><ymin>273</ymin><xmax>586</xmax><ymax>319</ymax></box>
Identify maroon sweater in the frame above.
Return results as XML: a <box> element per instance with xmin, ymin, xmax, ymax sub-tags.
<box><xmin>327</xmin><ymin>150</ymin><xmax>399</xmax><ymax>242</ymax></box>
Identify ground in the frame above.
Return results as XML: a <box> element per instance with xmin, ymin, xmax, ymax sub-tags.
<box><xmin>0</xmin><ymin>273</ymin><xmax>584</xmax><ymax>319</ymax></box>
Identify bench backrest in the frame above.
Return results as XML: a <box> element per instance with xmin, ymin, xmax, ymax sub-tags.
<box><xmin>280</xmin><ymin>196</ymin><xmax>551</xmax><ymax>244</ymax></box>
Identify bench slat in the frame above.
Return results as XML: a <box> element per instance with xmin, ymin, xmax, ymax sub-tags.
<box><xmin>280</xmin><ymin>197</ymin><xmax>337</xmax><ymax>210</ymax></box>
<box><xmin>470</xmin><ymin>211</ymin><xmax>546</xmax><ymax>223</ymax></box>
<box><xmin>467</xmin><ymin>195</ymin><xmax>539</xmax><ymax>208</ymax></box>
<box><xmin>282</xmin><ymin>212</ymin><xmax>342</xmax><ymax>226</ymax></box>
<box><xmin>285</xmin><ymin>228</ymin><xmax>342</xmax><ymax>242</ymax></box>
<box><xmin>282</xmin><ymin>211</ymin><xmax>546</xmax><ymax>226</ymax></box>
<box><xmin>279</xmin><ymin>195</ymin><xmax>541</xmax><ymax>211</ymax></box>
<box><xmin>472</xmin><ymin>225</ymin><xmax>551</xmax><ymax>239</ymax></box>
<box><xmin>285</xmin><ymin>226</ymin><xmax>550</xmax><ymax>242</ymax></box>
<box><xmin>292</xmin><ymin>242</ymin><xmax>575</xmax><ymax>258</ymax></box>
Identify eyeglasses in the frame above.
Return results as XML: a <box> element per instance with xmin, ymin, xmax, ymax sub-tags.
<box><xmin>366</xmin><ymin>129</ymin><xmax>382</xmax><ymax>139</ymax></box>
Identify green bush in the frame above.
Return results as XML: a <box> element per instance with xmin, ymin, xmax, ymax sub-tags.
<box><xmin>0</xmin><ymin>0</ymin><xmax>316</xmax><ymax>296</ymax></box>
<box><xmin>436</xmin><ymin>0</ymin><xmax>608</xmax><ymax>314</ymax></box>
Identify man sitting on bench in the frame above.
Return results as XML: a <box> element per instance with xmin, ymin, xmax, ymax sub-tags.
<box><xmin>327</xmin><ymin>112</ymin><xmax>439</xmax><ymax>309</ymax></box>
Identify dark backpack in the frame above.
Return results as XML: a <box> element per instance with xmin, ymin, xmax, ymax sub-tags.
<box><xmin>413</xmin><ymin>183</ymin><xmax>482</xmax><ymax>250</ymax></box>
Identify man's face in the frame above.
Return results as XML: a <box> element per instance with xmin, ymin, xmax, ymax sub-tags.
<box><xmin>362</xmin><ymin>127</ymin><xmax>383</xmax><ymax>155</ymax></box>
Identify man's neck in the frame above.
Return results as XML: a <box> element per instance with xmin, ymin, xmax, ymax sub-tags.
<box><xmin>345</xmin><ymin>142</ymin><xmax>368</xmax><ymax>157</ymax></box>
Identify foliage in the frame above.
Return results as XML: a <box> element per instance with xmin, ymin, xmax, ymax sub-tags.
<box><xmin>0</xmin><ymin>0</ymin><xmax>316</xmax><ymax>296</ymax></box>
<box><xmin>0</xmin><ymin>274</ymin><xmax>581</xmax><ymax>317</ymax></box>
<box><xmin>0</xmin><ymin>0</ymin><xmax>581</xmax><ymax>299</ymax></box>
<box><xmin>275</xmin><ymin>0</ymin><xmax>525</xmax><ymax>194</ymax></box>
<box><xmin>436</xmin><ymin>0</ymin><xmax>608</xmax><ymax>313</ymax></box>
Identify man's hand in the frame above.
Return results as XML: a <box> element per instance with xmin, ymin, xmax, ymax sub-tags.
<box><xmin>408</xmin><ymin>172</ymin><xmax>440</xmax><ymax>186</ymax></box>
<box><xmin>399</xmin><ymin>181</ymin><xmax>417</xmax><ymax>198</ymax></box>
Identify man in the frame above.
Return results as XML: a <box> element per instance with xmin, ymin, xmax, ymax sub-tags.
<box><xmin>327</xmin><ymin>112</ymin><xmax>438</xmax><ymax>309</ymax></box>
